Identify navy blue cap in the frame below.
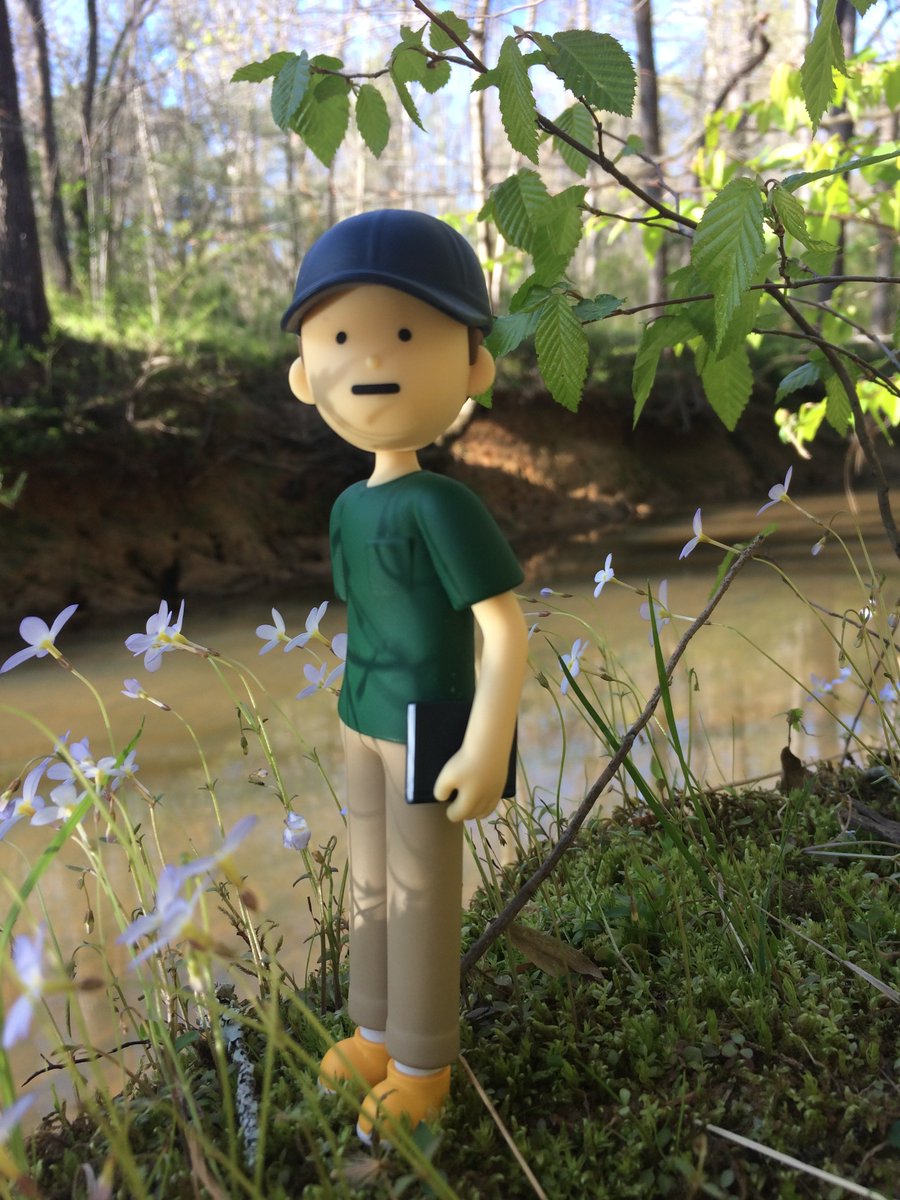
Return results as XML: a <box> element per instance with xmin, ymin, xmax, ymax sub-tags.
<box><xmin>281</xmin><ymin>209</ymin><xmax>493</xmax><ymax>334</ymax></box>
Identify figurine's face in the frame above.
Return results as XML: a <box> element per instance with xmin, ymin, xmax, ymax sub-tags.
<box><xmin>288</xmin><ymin>284</ymin><xmax>495</xmax><ymax>453</ymax></box>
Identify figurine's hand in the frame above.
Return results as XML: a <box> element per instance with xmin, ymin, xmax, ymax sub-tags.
<box><xmin>433</xmin><ymin>746</ymin><xmax>506</xmax><ymax>823</ymax></box>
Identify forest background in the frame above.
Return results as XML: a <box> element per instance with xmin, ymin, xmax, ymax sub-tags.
<box><xmin>0</xmin><ymin>0</ymin><xmax>898</xmax><ymax>630</ymax></box>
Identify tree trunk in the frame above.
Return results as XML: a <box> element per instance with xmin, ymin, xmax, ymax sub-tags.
<box><xmin>71</xmin><ymin>0</ymin><xmax>98</xmax><ymax>282</ymax></box>
<box><xmin>818</xmin><ymin>0</ymin><xmax>855</xmax><ymax>303</ymax></box>
<box><xmin>0</xmin><ymin>0</ymin><xmax>50</xmax><ymax>345</ymax></box>
<box><xmin>21</xmin><ymin>0</ymin><xmax>74</xmax><ymax>292</ymax></box>
<box><xmin>632</xmin><ymin>0</ymin><xmax>667</xmax><ymax>310</ymax></box>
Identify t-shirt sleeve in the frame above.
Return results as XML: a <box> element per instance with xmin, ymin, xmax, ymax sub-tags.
<box><xmin>415</xmin><ymin>476</ymin><xmax>523</xmax><ymax>611</ymax></box>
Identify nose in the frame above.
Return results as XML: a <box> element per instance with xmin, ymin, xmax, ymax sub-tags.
<box><xmin>365</xmin><ymin>353</ymin><xmax>381</xmax><ymax>370</ymax></box>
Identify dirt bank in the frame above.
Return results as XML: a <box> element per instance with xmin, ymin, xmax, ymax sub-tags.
<box><xmin>0</xmin><ymin>382</ymin><xmax>855</xmax><ymax>637</ymax></box>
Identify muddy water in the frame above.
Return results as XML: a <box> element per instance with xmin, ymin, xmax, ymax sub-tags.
<box><xmin>0</xmin><ymin>490</ymin><xmax>896</xmax><ymax>1116</ymax></box>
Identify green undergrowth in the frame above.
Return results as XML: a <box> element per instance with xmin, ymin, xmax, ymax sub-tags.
<box><xmin>27</xmin><ymin>768</ymin><xmax>899</xmax><ymax>1199</ymax></box>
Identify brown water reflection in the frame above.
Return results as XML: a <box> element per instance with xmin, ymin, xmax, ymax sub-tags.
<box><xmin>0</xmin><ymin>491</ymin><xmax>896</xmax><ymax>1115</ymax></box>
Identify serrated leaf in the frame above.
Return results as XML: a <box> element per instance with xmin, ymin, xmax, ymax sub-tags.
<box><xmin>535</xmin><ymin>295</ymin><xmax>588</xmax><ymax>412</ymax></box>
<box><xmin>552</xmin><ymin>103</ymin><xmax>594</xmax><ymax>176</ymax></box>
<box><xmin>429</xmin><ymin>10</ymin><xmax>470</xmax><ymax>52</ymax></box>
<box><xmin>699</xmin><ymin>342</ymin><xmax>753</xmax><ymax>430</ymax></box>
<box><xmin>770</xmin><ymin>185</ymin><xmax>812</xmax><ymax>242</ymax></box>
<box><xmin>420</xmin><ymin>58</ymin><xmax>451</xmax><ymax>93</ymax></box>
<box><xmin>290</xmin><ymin>76</ymin><xmax>351</xmax><ymax>167</ymax></box>
<box><xmin>355</xmin><ymin>84</ymin><xmax>390</xmax><ymax>157</ymax></box>
<box><xmin>393</xmin><ymin>45</ymin><xmax>427</xmax><ymax>84</ymax></box>
<box><xmin>573</xmin><ymin>293</ymin><xmax>621</xmax><ymax>322</ymax></box>
<box><xmin>824</xmin><ymin>370</ymin><xmax>853</xmax><ymax>433</ymax></box>
<box><xmin>497</xmin><ymin>36</ymin><xmax>539</xmax><ymax>163</ymax></box>
<box><xmin>484</xmin><ymin>309</ymin><xmax>540</xmax><ymax>358</ymax></box>
<box><xmin>471</xmin><ymin>67</ymin><xmax>499</xmax><ymax>93</ymax></box>
<box><xmin>531</xmin><ymin>185</ymin><xmax>586</xmax><ymax>284</ymax></box>
<box><xmin>232</xmin><ymin>52</ymin><xmax>296</xmax><ymax>84</ymax></box>
<box><xmin>492</xmin><ymin>169</ymin><xmax>550</xmax><ymax>250</ymax></box>
<box><xmin>691</xmin><ymin>177</ymin><xmax>765</xmax><ymax>347</ymax></box>
<box><xmin>545</xmin><ymin>30</ymin><xmax>635</xmax><ymax>117</ymax></box>
<box><xmin>509</xmin><ymin>922</ymin><xmax>605</xmax><ymax>980</ymax></box>
<box><xmin>801</xmin><ymin>0</ymin><xmax>843</xmax><ymax>130</ymax></box>
<box><xmin>391</xmin><ymin>68</ymin><xmax>425</xmax><ymax>131</ymax></box>
<box><xmin>775</xmin><ymin>360</ymin><xmax>821</xmax><ymax>403</ymax></box>
<box><xmin>848</xmin><ymin>0</ymin><xmax>877</xmax><ymax>13</ymax></box>
<box><xmin>509</xmin><ymin>276</ymin><xmax>553</xmax><ymax>313</ymax></box>
<box><xmin>781</xmin><ymin>148</ymin><xmax>900</xmax><ymax>192</ymax></box>
<box><xmin>271</xmin><ymin>52</ymin><xmax>310</xmax><ymax>129</ymax></box>
<box><xmin>632</xmin><ymin>315</ymin><xmax>694</xmax><ymax>424</ymax></box>
<box><xmin>399</xmin><ymin>24</ymin><xmax>426</xmax><ymax>48</ymax></box>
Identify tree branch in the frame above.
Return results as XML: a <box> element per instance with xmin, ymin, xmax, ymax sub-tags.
<box><xmin>766</xmin><ymin>285</ymin><xmax>900</xmax><ymax>560</ymax></box>
<box><xmin>460</xmin><ymin>535</ymin><xmax>765</xmax><ymax>981</ymax></box>
<box><xmin>753</xmin><ymin>326</ymin><xmax>900</xmax><ymax>399</ymax></box>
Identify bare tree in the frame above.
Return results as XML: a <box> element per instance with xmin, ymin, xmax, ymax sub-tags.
<box><xmin>0</xmin><ymin>0</ymin><xmax>50</xmax><ymax>345</ymax></box>
<box><xmin>21</xmin><ymin>0</ymin><xmax>73</xmax><ymax>291</ymax></box>
<box><xmin>632</xmin><ymin>0</ymin><xmax>667</xmax><ymax>310</ymax></box>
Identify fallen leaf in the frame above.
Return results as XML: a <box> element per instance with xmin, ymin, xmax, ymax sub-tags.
<box><xmin>509</xmin><ymin>922</ymin><xmax>605</xmax><ymax>981</ymax></box>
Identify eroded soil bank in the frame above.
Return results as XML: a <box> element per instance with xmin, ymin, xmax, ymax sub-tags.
<box><xmin>0</xmin><ymin>381</ymin><xmax>858</xmax><ymax>637</ymax></box>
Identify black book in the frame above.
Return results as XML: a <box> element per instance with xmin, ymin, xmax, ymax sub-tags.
<box><xmin>405</xmin><ymin>699</ymin><xmax>517</xmax><ymax>805</ymax></box>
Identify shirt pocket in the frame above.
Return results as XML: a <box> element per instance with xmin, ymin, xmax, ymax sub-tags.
<box><xmin>366</xmin><ymin>538</ymin><xmax>414</xmax><ymax>597</ymax></box>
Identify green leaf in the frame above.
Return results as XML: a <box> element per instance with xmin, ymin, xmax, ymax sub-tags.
<box><xmin>632</xmin><ymin>315</ymin><xmax>694</xmax><ymax>424</ymax></box>
<box><xmin>824</xmin><ymin>370</ymin><xmax>853</xmax><ymax>433</ymax></box>
<box><xmin>492</xmin><ymin>169</ymin><xmax>550</xmax><ymax>249</ymax></box>
<box><xmin>355</xmin><ymin>84</ymin><xmax>390</xmax><ymax>157</ymax></box>
<box><xmin>848</xmin><ymin>0</ymin><xmax>877</xmax><ymax>13</ymax></box>
<box><xmin>769</xmin><ymin>184</ymin><xmax>834</xmax><ymax>251</ymax></box>
<box><xmin>509</xmin><ymin>276</ymin><xmax>554</xmax><ymax>313</ymax></box>
<box><xmin>420</xmin><ymin>59</ymin><xmax>451</xmax><ymax>93</ymax></box>
<box><xmin>232</xmin><ymin>52</ymin><xmax>295</xmax><ymax>83</ymax></box>
<box><xmin>393</xmin><ymin>45</ymin><xmax>427</xmax><ymax>84</ymax></box>
<box><xmin>573</xmin><ymin>293</ymin><xmax>621</xmax><ymax>322</ymax></box>
<box><xmin>497</xmin><ymin>36</ymin><xmax>539</xmax><ymax>163</ymax></box>
<box><xmin>775</xmin><ymin>361</ymin><xmax>821</xmax><ymax>403</ymax></box>
<box><xmin>429</xmin><ymin>10</ymin><xmax>470</xmax><ymax>52</ymax></box>
<box><xmin>800</xmin><ymin>0</ymin><xmax>845</xmax><ymax>130</ymax></box>
<box><xmin>535</xmin><ymin>294</ymin><xmax>589</xmax><ymax>411</ymax></box>
<box><xmin>484</xmin><ymin>308</ymin><xmax>540</xmax><ymax>358</ymax></box>
<box><xmin>781</xmin><ymin>148</ymin><xmax>900</xmax><ymax>192</ymax></box>
<box><xmin>552</xmin><ymin>103</ymin><xmax>594</xmax><ymax>176</ymax></box>
<box><xmin>391</xmin><ymin>67</ymin><xmax>426</xmax><ymax>131</ymax></box>
<box><xmin>271</xmin><ymin>52</ymin><xmax>310</xmax><ymax>129</ymax></box>
<box><xmin>691</xmin><ymin>177</ymin><xmax>765</xmax><ymax>347</ymax></box>
<box><xmin>698</xmin><ymin>343</ymin><xmax>753</xmax><ymax>430</ymax></box>
<box><xmin>885</xmin><ymin>65</ymin><xmax>900</xmax><ymax>112</ymax></box>
<box><xmin>545</xmin><ymin>30</ymin><xmax>635</xmax><ymax>117</ymax></box>
<box><xmin>531</xmin><ymin>185</ymin><xmax>586</xmax><ymax>284</ymax></box>
<box><xmin>471</xmin><ymin>67</ymin><xmax>499</xmax><ymax>93</ymax></box>
<box><xmin>290</xmin><ymin>73</ymin><xmax>351</xmax><ymax>167</ymax></box>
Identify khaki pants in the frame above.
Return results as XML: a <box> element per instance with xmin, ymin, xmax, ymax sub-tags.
<box><xmin>341</xmin><ymin>722</ymin><xmax>463</xmax><ymax>1069</ymax></box>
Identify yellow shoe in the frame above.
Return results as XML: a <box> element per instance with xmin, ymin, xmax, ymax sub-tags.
<box><xmin>318</xmin><ymin>1029</ymin><xmax>390</xmax><ymax>1095</ymax></box>
<box><xmin>356</xmin><ymin>1060</ymin><xmax>451</xmax><ymax>1144</ymax></box>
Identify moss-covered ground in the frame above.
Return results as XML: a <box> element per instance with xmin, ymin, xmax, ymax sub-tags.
<box><xmin>27</xmin><ymin>766</ymin><xmax>899</xmax><ymax>1198</ymax></box>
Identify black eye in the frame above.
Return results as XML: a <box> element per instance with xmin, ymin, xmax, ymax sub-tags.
<box><xmin>335</xmin><ymin>331</ymin><xmax>347</xmax><ymax>344</ymax></box>
<box><xmin>398</xmin><ymin>328</ymin><xmax>412</xmax><ymax>342</ymax></box>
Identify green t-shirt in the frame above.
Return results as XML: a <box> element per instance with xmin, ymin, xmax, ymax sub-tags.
<box><xmin>330</xmin><ymin>470</ymin><xmax>523</xmax><ymax>743</ymax></box>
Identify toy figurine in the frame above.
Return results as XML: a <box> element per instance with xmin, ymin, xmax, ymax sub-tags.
<box><xmin>282</xmin><ymin>209</ymin><xmax>528</xmax><ymax>1142</ymax></box>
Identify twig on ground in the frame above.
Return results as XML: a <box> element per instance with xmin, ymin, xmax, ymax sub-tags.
<box><xmin>706</xmin><ymin>1124</ymin><xmax>892</xmax><ymax>1199</ymax></box>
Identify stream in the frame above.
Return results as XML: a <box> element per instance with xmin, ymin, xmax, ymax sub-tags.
<box><xmin>0</xmin><ymin>489</ymin><xmax>896</xmax><ymax>1117</ymax></box>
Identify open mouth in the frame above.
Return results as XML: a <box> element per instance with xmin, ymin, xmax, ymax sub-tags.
<box><xmin>351</xmin><ymin>383</ymin><xmax>400</xmax><ymax>395</ymax></box>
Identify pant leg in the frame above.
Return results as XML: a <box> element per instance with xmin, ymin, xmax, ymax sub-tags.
<box><xmin>376</xmin><ymin>737</ymin><xmax>464</xmax><ymax>1070</ymax></box>
<box><xmin>342</xmin><ymin>723</ymin><xmax>389</xmax><ymax>1033</ymax></box>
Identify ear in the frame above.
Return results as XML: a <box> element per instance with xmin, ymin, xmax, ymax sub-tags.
<box><xmin>288</xmin><ymin>355</ymin><xmax>315</xmax><ymax>406</ymax></box>
<box><xmin>467</xmin><ymin>344</ymin><xmax>495</xmax><ymax>398</ymax></box>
